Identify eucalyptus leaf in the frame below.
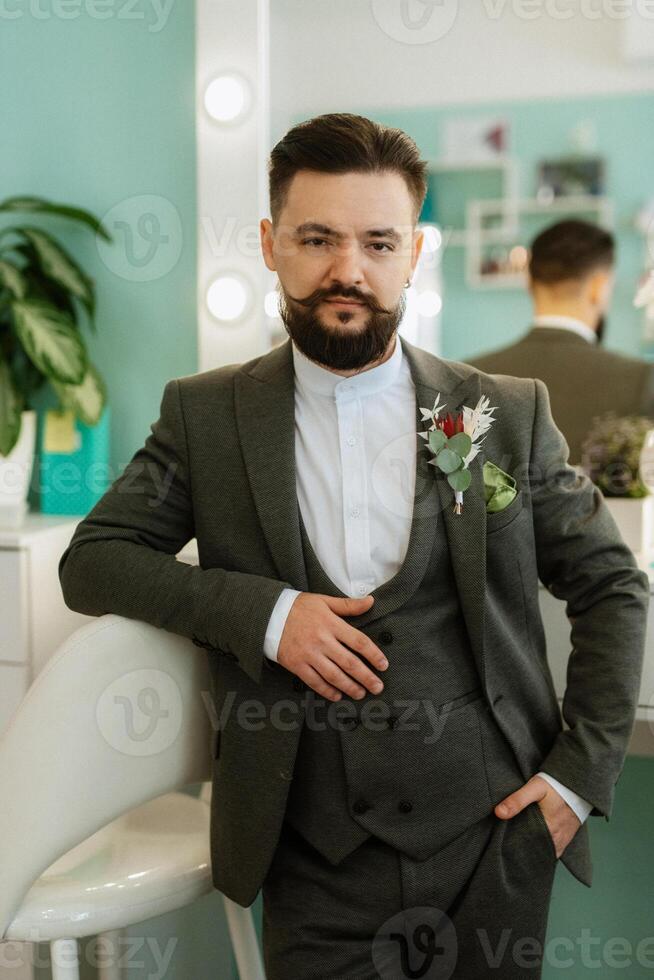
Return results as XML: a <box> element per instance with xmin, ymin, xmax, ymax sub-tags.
<box><xmin>52</xmin><ymin>362</ymin><xmax>106</xmax><ymax>426</ymax></box>
<box><xmin>0</xmin><ymin>356</ymin><xmax>24</xmax><ymax>456</ymax></box>
<box><xmin>435</xmin><ymin>447</ymin><xmax>463</xmax><ymax>474</ymax></box>
<box><xmin>447</xmin><ymin>432</ymin><xmax>472</xmax><ymax>458</ymax></box>
<box><xmin>11</xmin><ymin>299</ymin><xmax>87</xmax><ymax>385</ymax></box>
<box><xmin>428</xmin><ymin>428</ymin><xmax>447</xmax><ymax>454</ymax></box>
<box><xmin>0</xmin><ymin>260</ymin><xmax>26</xmax><ymax>299</ymax></box>
<box><xmin>0</xmin><ymin>196</ymin><xmax>111</xmax><ymax>241</ymax></box>
<box><xmin>17</xmin><ymin>227</ymin><xmax>95</xmax><ymax>316</ymax></box>
<box><xmin>448</xmin><ymin>467</ymin><xmax>472</xmax><ymax>492</ymax></box>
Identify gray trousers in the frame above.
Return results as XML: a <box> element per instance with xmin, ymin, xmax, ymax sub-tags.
<box><xmin>261</xmin><ymin>802</ymin><xmax>557</xmax><ymax>979</ymax></box>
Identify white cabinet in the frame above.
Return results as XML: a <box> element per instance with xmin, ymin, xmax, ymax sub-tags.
<box><xmin>0</xmin><ymin>516</ymin><xmax>92</xmax><ymax>737</ymax></box>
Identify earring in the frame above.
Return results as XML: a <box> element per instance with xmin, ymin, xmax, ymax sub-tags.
<box><xmin>404</xmin><ymin>278</ymin><xmax>411</xmax><ymax>288</ymax></box>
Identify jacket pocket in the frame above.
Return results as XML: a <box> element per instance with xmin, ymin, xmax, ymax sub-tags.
<box><xmin>486</xmin><ymin>489</ymin><xmax>524</xmax><ymax>534</ymax></box>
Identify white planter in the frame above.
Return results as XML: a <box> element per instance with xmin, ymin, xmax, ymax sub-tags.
<box><xmin>604</xmin><ymin>495</ymin><xmax>654</xmax><ymax>555</ymax></box>
<box><xmin>0</xmin><ymin>410</ymin><xmax>37</xmax><ymax>528</ymax></box>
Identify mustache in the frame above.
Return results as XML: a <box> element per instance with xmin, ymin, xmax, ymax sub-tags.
<box><xmin>287</xmin><ymin>286</ymin><xmax>394</xmax><ymax>316</ymax></box>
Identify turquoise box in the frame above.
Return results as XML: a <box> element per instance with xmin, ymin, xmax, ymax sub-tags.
<box><xmin>38</xmin><ymin>406</ymin><xmax>112</xmax><ymax>516</ymax></box>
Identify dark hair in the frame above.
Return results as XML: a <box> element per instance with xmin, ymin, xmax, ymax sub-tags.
<box><xmin>268</xmin><ymin>112</ymin><xmax>428</xmax><ymax>224</ymax></box>
<box><xmin>529</xmin><ymin>219</ymin><xmax>615</xmax><ymax>284</ymax></box>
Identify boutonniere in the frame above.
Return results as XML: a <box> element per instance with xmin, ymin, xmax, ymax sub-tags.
<box><xmin>419</xmin><ymin>392</ymin><xmax>497</xmax><ymax>515</ymax></box>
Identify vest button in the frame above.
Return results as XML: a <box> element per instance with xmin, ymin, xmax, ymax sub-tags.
<box><xmin>353</xmin><ymin>798</ymin><xmax>372</xmax><ymax>814</ymax></box>
<box><xmin>379</xmin><ymin>630</ymin><xmax>393</xmax><ymax>644</ymax></box>
<box><xmin>341</xmin><ymin>716</ymin><xmax>359</xmax><ymax>730</ymax></box>
<box><xmin>292</xmin><ymin>677</ymin><xmax>304</xmax><ymax>691</ymax></box>
<box><xmin>387</xmin><ymin>715</ymin><xmax>398</xmax><ymax>729</ymax></box>
<box><xmin>398</xmin><ymin>800</ymin><xmax>413</xmax><ymax>813</ymax></box>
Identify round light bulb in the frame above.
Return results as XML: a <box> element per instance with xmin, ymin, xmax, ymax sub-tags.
<box><xmin>417</xmin><ymin>290</ymin><xmax>443</xmax><ymax>318</ymax></box>
<box><xmin>206</xmin><ymin>274</ymin><xmax>250</xmax><ymax>322</ymax></box>
<box><xmin>421</xmin><ymin>225</ymin><xmax>442</xmax><ymax>253</ymax></box>
<box><xmin>264</xmin><ymin>290</ymin><xmax>281</xmax><ymax>319</ymax></box>
<box><xmin>204</xmin><ymin>74</ymin><xmax>251</xmax><ymax>124</ymax></box>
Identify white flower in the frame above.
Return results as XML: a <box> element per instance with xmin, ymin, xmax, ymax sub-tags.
<box><xmin>461</xmin><ymin>394</ymin><xmax>498</xmax><ymax>466</ymax></box>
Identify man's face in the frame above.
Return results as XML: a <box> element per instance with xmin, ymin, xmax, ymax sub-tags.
<box><xmin>260</xmin><ymin>169</ymin><xmax>424</xmax><ymax>372</ymax></box>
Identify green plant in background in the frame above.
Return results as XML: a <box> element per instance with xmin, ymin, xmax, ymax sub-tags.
<box><xmin>0</xmin><ymin>195</ymin><xmax>112</xmax><ymax>456</ymax></box>
<box><xmin>581</xmin><ymin>412</ymin><xmax>654</xmax><ymax>498</ymax></box>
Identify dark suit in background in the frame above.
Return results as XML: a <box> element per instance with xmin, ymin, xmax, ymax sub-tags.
<box><xmin>468</xmin><ymin>324</ymin><xmax>654</xmax><ymax>464</ymax></box>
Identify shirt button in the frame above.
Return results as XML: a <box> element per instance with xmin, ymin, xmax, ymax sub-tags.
<box><xmin>349</xmin><ymin>506</ymin><xmax>360</xmax><ymax>518</ymax></box>
<box><xmin>347</xmin><ymin>435</ymin><xmax>357</xmax><ymax>446</ymax></box>
<box><xmin>398</xmin><ymin>800</ymin><xmax>413</xmax><ymax>813</ymax></box>
<box><xmin>356</xmin><ymin>583</ymin><xmax>367</xmax><ymax>595</ymax></box>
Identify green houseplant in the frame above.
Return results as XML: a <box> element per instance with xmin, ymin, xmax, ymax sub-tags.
<box><xmin>581</xmin><ymin>411</ymin><xmax>654</xmax><ymax>554</ymax></box>
<box><xmin>0</xmin><ymin>195</ymin><xmax>111</xmax><ymax>457</ymax></box>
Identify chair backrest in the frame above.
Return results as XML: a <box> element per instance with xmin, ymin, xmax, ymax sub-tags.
<box><xmin>0</xmin><ymin>614</ymin><xmax>213</xmax><ymax>939</ymax></box>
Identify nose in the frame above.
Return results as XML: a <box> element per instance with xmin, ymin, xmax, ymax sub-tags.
<box><xmin>328</xmin><ymin>242</ymin><xmax>365</xmax><ymax>289</ymax></box>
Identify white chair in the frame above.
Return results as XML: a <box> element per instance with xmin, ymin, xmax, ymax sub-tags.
<box><xmin>0</xmin><ymin>614</ymin><xmax>266</xmax><ymax>980</ymax></box>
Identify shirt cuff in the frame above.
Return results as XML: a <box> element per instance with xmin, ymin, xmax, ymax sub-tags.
<box><xmin>263</xmin><ymin>588</ymin><xmax>302</xmax><ymax>661</ymax></box>
<box><xmin>537</xmin><ymin>771</ymin><xmax>593</xmax><ymax>824</ymax></box>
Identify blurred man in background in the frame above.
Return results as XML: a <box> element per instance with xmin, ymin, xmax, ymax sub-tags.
<box><xmin>468</xmin><ymin>219</ymin><xmax>654</xmax><ymax>463</ymax></box>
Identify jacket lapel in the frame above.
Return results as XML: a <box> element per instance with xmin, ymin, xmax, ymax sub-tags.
<box><xmin>235</xmin><ymin>336</ymin><xmax>488</xmax><ymax>681</ymax></box>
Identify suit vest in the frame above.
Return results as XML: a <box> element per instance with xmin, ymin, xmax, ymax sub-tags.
<box><xmin>283</xmin><ymin>495</ymin><xmax>523</xmax><ymax>865</ymax></box>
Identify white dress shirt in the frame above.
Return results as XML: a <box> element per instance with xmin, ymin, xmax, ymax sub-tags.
<box><xmin>262</xmin><ymin>334</ymin><xmax>592</xmax><ymax>825</ymax></box>
<box><xmin>532</xmin><ymin>314</ymin><xmax>598</xmax><ymax>345</ymax></box>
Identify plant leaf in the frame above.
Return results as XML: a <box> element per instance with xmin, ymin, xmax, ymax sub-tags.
<box><xmin>52</xmin><ymin>362</ymin><xmax>106</xmax><ymax>425</ymax></box>
<box><xmin>428</xmin><ymin>428</ymin><xmax>447</xmax><ymax>454</ymax></box>
<box><xmin>17</xmin><ymin>227</ymin><xmax>95</xmax><ymax>316</ymax></box>
<box><xmin>447</xmin><ymin>432</ymin><xmax>472</xmax><ymax>458</ymax></box>
<box><xmin>0</xmin><ymin>196</ymin><xmax>111</xmax><ymax>241</ymax></box>
<box><xmin>0</xmin><ymin>259</ymin><xmax>27</xmax><ymax>299</ymax></box>
<box><xmin>448</xmin><ymin>468</ymin><xmax>472</xmax><ymax>492</ymax></box>
<box><xmin>0</xmin><ymin>355</ymin><xmax>24</xmax><ymax>456</ymax></box>
<box><xmin>11</xmin><ymin>299</ymin><xmax>87</xmax><ymax>385</ymax></box>
<box><xmin>435</xmin><ymin>447</ymin><xmax>463</xmax><ymax>474</ymax></box>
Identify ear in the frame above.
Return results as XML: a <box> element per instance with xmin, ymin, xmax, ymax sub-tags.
<box><xmin>588</xmin><ymin>267</ymin><xmax>613</xmax><ymax>306</ymax></box>
<box><xmin>410</xmin><ymin>227</ymin><xmax>424</xmax><ymax>276</ymax></box>
<box><xmin>260</xmin><ymin>218</ymin><xmax>276</xmax><ymax>272</ymax></box>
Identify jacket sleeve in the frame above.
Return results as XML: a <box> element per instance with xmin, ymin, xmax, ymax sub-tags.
<box><xmin>58</xmin><ymin>378</ymin><xmax>294</xmax><ymax>686</ymax></box>
<box><xmin>529</xmin><ymin>378</ymin><xmax>650</xmax><ymax>818</ymax></box>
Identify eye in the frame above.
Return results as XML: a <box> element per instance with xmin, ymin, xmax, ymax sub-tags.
<box><xmin>302</xmin><ymin>238</ymin><xmax>329</xmax><ymax>248</ymax></box>
<box><xmin>369</xmin><ymin>243</ymin><xmax>394</xmax><ymax>253</ymax></box>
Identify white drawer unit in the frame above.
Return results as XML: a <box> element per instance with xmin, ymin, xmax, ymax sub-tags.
<box><xmin>0</xmin><ymin>516</ymin><xmax>92</xmax><ymax>737</ymax></box>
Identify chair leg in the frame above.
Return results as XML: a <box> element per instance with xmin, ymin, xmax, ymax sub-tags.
<box><xmin>222</xmin><ymin>895</ymin><xmax>266</xmax><ymax>980</ymax></box>
<box><xmin>50</xmin><ymin>938</ymin><xmax>80</xmax><ymax>980</ymax></box>
<box><xmin>97</xmin><ymin>929</ymin><xmax>124</xmax><ymax>980</ymax></box>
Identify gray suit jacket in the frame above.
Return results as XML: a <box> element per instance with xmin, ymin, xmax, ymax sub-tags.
<box><xmin>58</xmin><ymin>335</ymin><xmax>650</xmax><ymax>905</ymax></box>
<box><xmin>468</xmin><ymin>326</ymin><xmax>654</xmax><ymax>464</ymax></box>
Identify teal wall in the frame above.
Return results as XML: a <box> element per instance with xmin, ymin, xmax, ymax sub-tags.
<box><xmin>360</xmin><ymin>92</ymin><xmax>654</xmax><ymax>364</ymax></box>
<box><xmin>0</xmin><ymin>1</ymin><xmax>198</xmax><ymax>478</ymax></box>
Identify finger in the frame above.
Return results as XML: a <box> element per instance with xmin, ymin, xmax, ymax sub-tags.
<box><xmin>495</xmin><ymin>776</ymin><xmax>546</xmax><ymax>819</ymax></box>
<box><xmin>317</xmin><ymin>648</ymin><xmax>384</xmax><ymax>699</ymax></box>
<box><xmin>300</xmin><ymin>664</ymin><xmax>343</xmax><ymax>702</ymax></box>
<box><xmin>335</xmin><ymin>621</ymin><xmax>389</xmax><ymax>671</ymax></box>
<box><xmin>326</xmin><ymin>639</ymin><xmax>386</xmax><ymax>695</ymax></box>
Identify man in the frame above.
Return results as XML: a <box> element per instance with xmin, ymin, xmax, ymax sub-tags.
<box><xmin>468</xmin><ymin>219</ymin><xmax>654</xmax><ymax>464</ymax></box>
<box><xmin>59</xmin><ymin>115</ymin><xmax>649</xmax><ymax>979</ymax></box>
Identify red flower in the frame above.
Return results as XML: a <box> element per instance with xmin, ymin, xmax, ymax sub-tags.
<box><xmin>436</xmin><ymin>411</ymin><xmax>464</xmax><ymax>437</ymax></box>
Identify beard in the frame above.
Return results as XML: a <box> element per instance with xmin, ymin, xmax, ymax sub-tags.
<box><xmin>595</xmin><ymin>314</ymin><xmax>605</xmax><ymax>345</ymax></box>
<box><xmin>277</xmin><ymin>282</ymin><xmax>407</xmax><ymax>372</ymax></box>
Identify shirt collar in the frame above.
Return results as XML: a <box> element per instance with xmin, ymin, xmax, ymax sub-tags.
<box><xmin>291</xmin><ymin>333</ymin><xmax>404</xmax><ymax>399</ymax></box>
<box><xmin>532</xmin><ymin>314</ymin><xmax>598</xmax><ymax>345</ymax></box>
